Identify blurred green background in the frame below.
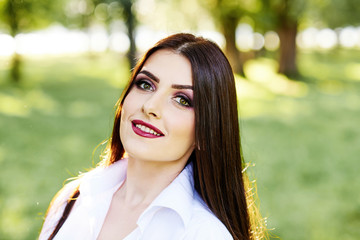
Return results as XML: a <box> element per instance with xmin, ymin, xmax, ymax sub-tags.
<box><xmin>0</xmin><ymin>0</ymin><xmax>360</xmax><ymax>239</ymax></box>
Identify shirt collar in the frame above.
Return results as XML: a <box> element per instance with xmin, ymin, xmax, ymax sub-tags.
<box><xmin>79</xmin><ymin>159</ymin><xmax>128</xmax><ymax>196</ymax></box>
<box><xmin>137</xmin><ymin>163</ymin><xmax>195</xmax><ymax>230</ymax></box>
<box><xmin>79</xmin><ymin>159</ymin><xmax>195</xmax><ymax>229</ymax></box>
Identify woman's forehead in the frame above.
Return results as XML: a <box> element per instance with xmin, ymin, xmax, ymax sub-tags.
<box><xmin>141</xmin><ymin>49</ymin><xmax>193</xmax><ymax>86</ymax></box>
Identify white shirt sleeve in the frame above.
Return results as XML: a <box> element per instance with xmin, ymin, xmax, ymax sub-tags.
<box><xmin>182</xmin><ymin>212</ymin><xmax>233</xmax><ymax>240</ymax></box>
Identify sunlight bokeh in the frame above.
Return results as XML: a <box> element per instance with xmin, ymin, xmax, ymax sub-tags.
<box><xmin>0</xmin><ymin>93</ymin><xmax>30</xmax><ymax>117</ymax></box>
<box><xmin>339</xmin><ymin>26</ymin><xmax>360</xmax><ymax>48</ymax></box>
<box><xmin>1</xmin><ymin>23</ymin><xmax>359</xmax><ymax>57</ymax></box>
<box><xmin>0</xmin><ymin>34</ymin><xmax>15</xmax><ymax>57</ymax></box>
<box><xmin>244</xmin><ymin>59</ymin><xmax>308</xmax><ymax>97</ymax></box>
<box><xmin>345</xmin><ymin>63</ymin><xmax>360</xmax><ymax>81</ymax></box>
<box><xmin>16</xmin><ymin>26</ymin><xmax>89</xmax><ymax>55</ymax></box>
<box><xmin>264</xmin><ymin>31</ymin><xmax>280</xmax><ymax>51</ymax></box>
<box><xmin>0</xmin><ymin>90</ymin><xmax>58</xmax><ymax>117</ymax></box>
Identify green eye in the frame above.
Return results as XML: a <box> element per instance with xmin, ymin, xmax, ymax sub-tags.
<box><xmin>174</xmin><ymin>96</ymin><xmax>191</xmax><ymax>107</ymax></box>
<box><xmin>136</xmin><ymin>80</ymin><xmax>154</xmax><ymax>91</ymax></box>
<box><xmin>141</xmin><ymin>82</ymin><xmax>151</xmax><ymax>90</ymax></box>
<box><xmin>180</xmin><ymin>98</ymin><xmax>189</xmax><ymax>106</ymax></box>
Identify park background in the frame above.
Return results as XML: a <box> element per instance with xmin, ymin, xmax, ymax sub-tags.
<box><xmin>0</xmin><ymin>0</ymin><xmax>360</xmax><ymax>239</ymax></box>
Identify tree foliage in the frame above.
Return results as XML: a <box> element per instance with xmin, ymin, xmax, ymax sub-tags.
<box><xmin>305</xmin><ymin>0</ymin><xmax>360</xmax><ymax>28</ymax></box>
<box><xmin>0</xmin><ymin>0</ymin><xmax>65</xmax><ymax>82</ymax></box>
<box><xmin>198</xmin><ymin>0</ymin><xmax>260</xmax><ymax>75</ymax></box>
<box><xmin>0</xmin><ymin>0</ymin><xmax>65</xmax><ymax>35</ymax></box>
<box><xmin>1</xmin><ymin>0</ymin><xmax>360</xmax><ymax>82</ymax></box>
<box><xmin>256</xmin><ymin>0</ymin><xmax>360</xmax><ymax>77</ymax></box>
<box><xmin>67</xmin><ymin>0</ymin><xmax>137</xmax><ymax>67</ymax></box>
<box><xmin>204</xmin><ymin>0</ymin><xmax>245</xmax><ymax>75</ymax></box>
<box><xmin>255</xmin><ymin>0</ymin><xmax>307</xmax><ymax>77</ymax></box>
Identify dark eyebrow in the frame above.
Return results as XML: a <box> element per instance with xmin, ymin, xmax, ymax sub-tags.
<box><xmin>138</xmin><ymin>70</ymin><xmax>160</xmax><ymax>83</ymax></box>
<box><xmin>171</xmin><ymin>84</ymin><xmax>193</xmax><ymax>90</ymax></box>
<box><xmin>138</xmin><ymin>70</ymin><xmax>193</xmax><ymax>90</ymax></box>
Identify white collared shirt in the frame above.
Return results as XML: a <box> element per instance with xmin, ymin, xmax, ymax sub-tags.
<box><xmin>39</xmin><ymin>159</ymin><xmax>233</xmax><ymax>240</ymax></box>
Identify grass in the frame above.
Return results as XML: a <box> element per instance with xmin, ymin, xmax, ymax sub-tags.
<box><xmin>0</xmin><ymin>49</ymin><xmax>359</xmax><ymax>239</ymax></box>
<box><xmin>240</xmin><ymin>49</ymin><xmax>360</xmax><ymax>239</ymax></box>
<box><xmin>0</xmin><ymin>54</ymin><xmax>130</xmax><ymax>239</ymax></box>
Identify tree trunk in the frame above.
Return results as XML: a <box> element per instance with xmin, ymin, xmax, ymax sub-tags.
<box><xmin>278</xmin><ymin>19</ymin><xmax>298</xmax><ymax>77</ymax></box>
<box><xmin>10</xmin><ymin>54</ymin><xmax>22</xmax><ymax>82</ymax></box>
<box><xmin>5</xmin><ymin>0</ymin><xmax>22</xmax><ymax>82</ymax></box>
<box><xmin>126</xmin><ymin>14</ymin><xmax>136</xmax><ymax>69</ymax></box>
<box><xmin>122</xmin><ymin>0</ymin><xmax>136</xmax><ymax>69</ymax></box>
<box><xmin>221</xmin><ymin>17</ymin><xmax>244</xmax><ymax>76</ymax></box>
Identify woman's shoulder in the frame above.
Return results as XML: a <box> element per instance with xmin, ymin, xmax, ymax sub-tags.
<box><xmin>184</xmin><ymin>195</ymin><xmax>233</xmax><ymax>239</ymax></box>
<box><xmin>54</xmin><ymin>178</ymin><xmax>81</xmax><ymax>201</ymax></box>
<box><xmin>39</xmin><ymin>178</ymin><xmax>81</xmax><ymax>239</ymax></box>
<box><xmin>41</xmin><ymin>162</ymin><xmax>122</xmax><ymax>225</ymax></box>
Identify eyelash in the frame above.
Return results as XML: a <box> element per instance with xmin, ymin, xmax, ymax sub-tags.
<box><xmin>134</xmin><ymin>78</ymin><xmax>193</xmax><ymax>108</ymax></box>
<box><xmin>174</xmin><ymin>94</ymin><xmax>192</xmax><ymax>108</ymax></box>
<box><xmin>135</xmin><ymin>79</ymin><xmax>154</xmax><ymax>91</ymax></box>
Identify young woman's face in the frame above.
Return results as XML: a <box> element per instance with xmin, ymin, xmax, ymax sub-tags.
<box><xmin>120</xmin><ymin>49</ymin><xmax>195</xmax><ymax>165</ymax></box>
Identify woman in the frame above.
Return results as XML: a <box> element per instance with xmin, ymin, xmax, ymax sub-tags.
<box><xmin>40</xmin><ymin>33</ymin><xmax>266</xmax><ymax>240</ymax></box>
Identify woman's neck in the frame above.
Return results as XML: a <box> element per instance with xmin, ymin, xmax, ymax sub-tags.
<box><xmin>118</xmin><ymin>157</ymin><xmax>186</xmax><ymax>207</ymax></box>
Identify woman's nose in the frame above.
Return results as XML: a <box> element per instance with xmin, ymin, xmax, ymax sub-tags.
<box><xmin>142</xmin><ymin>93</ymin><xmax>163</xmax><ymax>119</ymax></box>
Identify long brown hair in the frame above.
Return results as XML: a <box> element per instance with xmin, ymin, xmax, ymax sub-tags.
<box><xmin>47</xmin><ymin>33</ymin><xmax>264</xmax><ymax>240</ymax></box>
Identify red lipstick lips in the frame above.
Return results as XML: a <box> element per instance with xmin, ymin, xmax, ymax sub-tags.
<box><xmin>132</xmin><ymin>119</ymin><xmax>164</xmax><ymax>138</ymax></box>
